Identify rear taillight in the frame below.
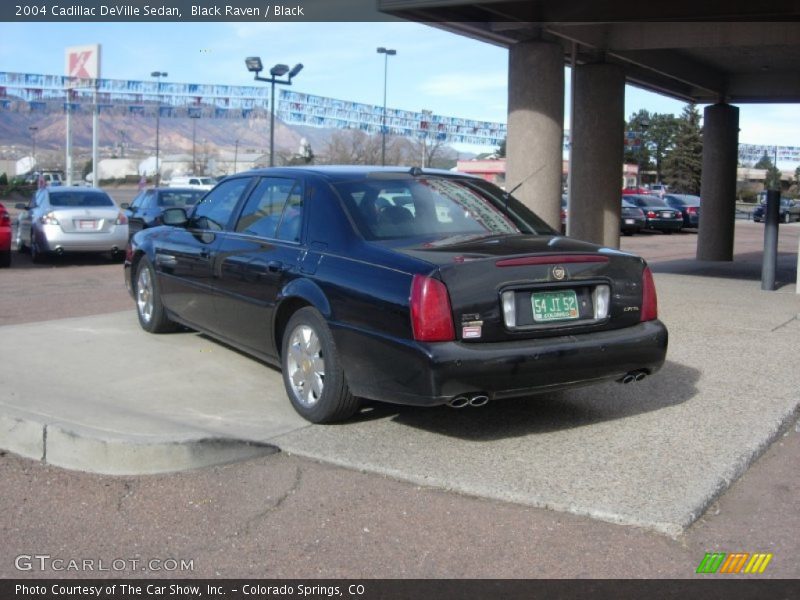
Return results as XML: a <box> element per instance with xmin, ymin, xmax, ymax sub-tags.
<box><xmin>641</xmin><ymin>266</ymin><xmax>658</xmax><ymax>322</ymax></box>
<box><xmin>410</xmin><ymin>274</ymin><xmax>455</xmax><ymax>342</ymax></box>
<box><xmin>647</xmin><ymin>210</ymin><xmax>657</xmax><ymax>218</ymax></box>
<box><xmin>0</xmin><ymin>211</ymin><xmax>9</xmax><ymax>225</ymax></box>
<box><xmin>115</xmin><ymin>212</ymin><xmax>128</xmax><ymax>225</ymax></box>
<box><xmin>39</xmin><ymin>211</ymin><xmax>59</xmax><ymax>225</ymax></box>
<box><xmin>675</xmin><ymin>211</ymin><xmax>682</xmax><ymax>219</ymax></box>
<box><xmin>687</xmin><ymin>207</ymin><xmax>698</xmax><ymax>214</ymax></box>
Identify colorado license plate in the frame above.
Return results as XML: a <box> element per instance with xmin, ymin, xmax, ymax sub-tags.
<box><xmin>78</xmin><ymin>220</ymin><xmax>96</xmax><ymax>230</ymax></box>
<box><xmin>532</xmin><ymin>290</ymin><xmax>579</xmax><ymax>322</ymax></box>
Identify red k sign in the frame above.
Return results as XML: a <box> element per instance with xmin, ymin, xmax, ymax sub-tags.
<box><xmin>69</xmin><ymin>51</ymin><xmax>93</xmax><ymax>78</ymax></box>
<box><xmin>65</xmin><ymin>44</ymin><xmax>100</xmax><ymax>81</ymax></box>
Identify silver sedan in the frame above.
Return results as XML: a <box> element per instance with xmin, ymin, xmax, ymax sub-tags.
<box><xmin>15</xmin><ymin>187</ymin><xmax>129</xmax><ymax>262</ymax></box>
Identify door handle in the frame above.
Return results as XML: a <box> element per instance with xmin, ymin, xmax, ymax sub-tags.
<box><xmin>267</xmin><ymin>260</ymin><xmax>284</xmax><ymax>273</ymax></box>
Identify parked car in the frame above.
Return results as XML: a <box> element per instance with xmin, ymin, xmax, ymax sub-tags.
<box><xmin>0</xmin><ymin>202</ymin><xmax>11</xmax><ymax>267</ymax></box>
<box><xmin>623</xmin><ymin>194</ymin><xmax>683</xmax><ymax>234</ymax></box>
<box><xmin>122</xmin><ymin>187</ymin><xmax>206</xmax><ymax>238</ymax></box>
<box><xmin>663</xmin><ymin>194</ymin><xmax>701</xmax><ymax>229</ymax></box>
<box><xmin>621</xmin><ymin>199</ymin><xmax>646</xmax><ymax>236</ymax></box>
<box><xmin>125</xmin><ymin>167</ymin><xmax>668</xmax><ymax>423</ymax></box>
<box><xmin>648</xmin><ymin>183</ymin><xmax>669</xmax><ymax>197</ymax></box>
<box><xmin>167</xmin><ymin>176</ymin><xmax>215</xmax><ymax>190</ymax></box>
<box><xmin>15</xmin><ymin>187</ymin><xmax>128</xmax><ymax>262</ymax></box>
<box><xmin>752</xmin><ymin>198</ymin><xmax>800</xmax><ymax>224</ymax></box>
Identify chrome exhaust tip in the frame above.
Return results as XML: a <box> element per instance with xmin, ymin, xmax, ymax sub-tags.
<box><xmin>469</xmin><ymin>394</ymin><xmax>489</xmax><ymax>407</ymax></box>
<box><xmin>448</xmin><ymin>396</ymin><xmax>470</xmax><ymax>409</ymax></box>
<box><xmin>54</xmin><ymin>246</ymin><xmax>64</xmax><ymax>255</ymax></box>
<box><xmin>634</xmin><ymin>371</ymin><xmax>647</xmax><ymax>382</ymax></box>
<box><xmin>621</xmin><ymin>374</ymin><xmax>636</xmax><ymax>384</ymax></box>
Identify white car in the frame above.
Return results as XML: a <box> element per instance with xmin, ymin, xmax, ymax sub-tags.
<box><xmin>14</xmin><ymin>187</ymin><xmax>128</xmax><ymax>262</ymax></box>
<box><xmin>167</xmin><ymin>176</ymin><xmax>215</xmax><ymax>190</ymax></box>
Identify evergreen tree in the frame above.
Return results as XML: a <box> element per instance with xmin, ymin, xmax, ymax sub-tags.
<box><xmin>662</xmin><ymin>104</ymin><xmax>703</xmax><ymax>194</ymax></box>
<box><xmin>764</xmin><ymin>164</ymin><xmax>782</xmax><ymax>191</ymax></box>
<box><xmin>754</xmin><ymin>151</ymin><xmax>773</xmax><ymax>170</ymax></box>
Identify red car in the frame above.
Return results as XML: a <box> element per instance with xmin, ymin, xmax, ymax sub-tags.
<box><xmin>0</xmin><ymin>202</ymin><xmax>12</xmax><ymax>268</ymax></box>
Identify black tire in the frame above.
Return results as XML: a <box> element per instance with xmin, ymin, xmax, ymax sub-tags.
<box><xmin>0</xmin><ymin>249</ymin><xmax>10</xmax><ymax>268</ymax></box>
<box><xmin>281</xmin><ymin>307</ymin><xmax>360</xmax><ymax>424</ymax></box>
<box><xmin>134</xmin><ymin>257</ymin><xmax>179</xmax><ymax>333</ymax></box>
<box><xmin>663</xmin><ymin>230</ymin><xmax>673</xmax><ymax>235</ymax></box>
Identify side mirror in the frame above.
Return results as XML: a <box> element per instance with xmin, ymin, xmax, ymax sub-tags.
<box><xmin>120</xmin><ymin>202</ymin><xmax>130</xmax><ymax>209</ymax></box>
<box><xmin>162</xmin><ymin>207</ymin><xmax>189</xmax><ymax>227</ymax></box>
<box><xmin>15</xmin><ymin>203</ymin><xmax>28</xmax><ymax>210</ymax></box>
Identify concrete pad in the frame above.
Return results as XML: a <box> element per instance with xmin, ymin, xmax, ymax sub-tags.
<box><xmin>273</xmin><ymin>273</ymin><xmax>800</xmax><ymax>536</ymax></box>
<box><xmin>0</xmin><ymin>312</ymin><xmax>310</xmax><ymax>474</ymax></box>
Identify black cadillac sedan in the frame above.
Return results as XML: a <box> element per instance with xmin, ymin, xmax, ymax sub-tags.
<box><xmin>623</xmin><ymin>194</ymin><xmax>683</xmax><ymax>234</ymax></box>
<box><xmin>125</xmin><ymin>167</ymin><xmax>668</xmax><ymax>423</ymax></box>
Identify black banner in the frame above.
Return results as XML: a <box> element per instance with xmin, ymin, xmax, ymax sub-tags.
<box><xmin>3</xmin><ymin>579</ymin><xmax>800</xmax><ymax>600</ymax></box>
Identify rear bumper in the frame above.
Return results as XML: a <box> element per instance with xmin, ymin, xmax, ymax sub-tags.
<box><xmin>39</xmin><ymin>224</ymin><xmax>128</xmax><ymax>253</ymax></box>
<box><xmin>334</xmin><ymin>320</ymin><xmax>668</xmax><ymax>406</ymax></box>
<box><xmin>645</xmin><ymin>219</ymin><xmax>683</xmax><ymax>232</ymax></box>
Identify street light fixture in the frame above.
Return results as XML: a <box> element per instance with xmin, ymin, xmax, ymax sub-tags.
<box><xmin>637</xmin><ymin>117</ymin><xmax>650</xmax><ymax>189</ymax></box>
<box><xmin>151</xmin><ymin>71</ymin><xmax>167</xmax><ymax>185</ymax></box>
<box><xmin>377</xmin><ymin>47</ymin><xmax>396</xmax><ymax>166</ymax></box>
<box><xmin>245</xmin><ymin>57</ymin><xmax>303</xmax><ymax>167</ymax></box>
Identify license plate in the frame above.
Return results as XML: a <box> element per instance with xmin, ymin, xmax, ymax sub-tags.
<box><xmin>532</xmin><ymin>290</ymin><xmax>579</xmax><ymax>322</ymax></box>
<box><xmin>78</xmin><ymin>220</ymin><xmax>95</xmax><ymax>230</ymax></box>
<box><xmin>624</xmin><ymin>218</ymin><xmax>635</xmax><ymax>225</ymax></box>
<box><xmin>660</xmin><ymin>211</ymin><xmax>673</xmax><ymax>218</ymax></box>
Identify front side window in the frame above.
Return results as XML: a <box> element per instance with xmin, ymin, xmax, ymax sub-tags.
<box><xmin>192</xmin><ymin>177</ymin><xmax>251</xmax><ymax>231</ymax></box>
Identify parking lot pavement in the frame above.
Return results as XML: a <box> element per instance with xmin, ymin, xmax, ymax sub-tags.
<box><xmin>1</xmin><ymin>226</ymin><xmax>799</xmax><ymax>538</ymax></box>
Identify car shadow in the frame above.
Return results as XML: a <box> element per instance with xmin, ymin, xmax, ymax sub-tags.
<box><xmin>345</xmin><ymin>360</ymin><xmax>700</xmax><ymax>441</ymax></box>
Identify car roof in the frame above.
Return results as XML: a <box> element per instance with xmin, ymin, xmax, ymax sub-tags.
<box><xmin>227</xmin><ymin>166</ymin><xmax>476</xmax><ymax>183</ymax></box>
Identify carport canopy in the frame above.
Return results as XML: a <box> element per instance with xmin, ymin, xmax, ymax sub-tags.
<box><xmin>379</xmin><ymin>0</ymin><xmax>800</xmax><ymax>259</ymax></box>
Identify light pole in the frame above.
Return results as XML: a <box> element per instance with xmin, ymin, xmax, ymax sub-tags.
<box><xmin>233</xmin><ymin>139</ymin><xmax>239</xmax><ymax>174</ymax></box>
<box><xmin>190</xmin><ymin>112</ymin><xmax>200</xmax><ymax>174</ymax></box>
<box><xmin>377</xmin><ymin>47</ymin><xmax>396</xmax><ymax>166</ymax></box>
<box><xmin>151</xmin><ymin>71</ymin><xmax>167</xmax><ymax>185</ymax></box>
<box><xmin>636</xmin><ymin>117</ymin><xmax>650</xmax><ymax>189</ymax></box>
<box><xmin>28</xmin><ymin>126</ymin><xmax>38</xmax><ymax>170</ymax></box>
<box><xmin>245</xmin><ymin>57</ymin><xmax>303</xmax><ymax>167</ymax></box>
<box><xmin>420</xmin><ymin>109</ymin><xmax>432</xmax><ymax>168</ymax></box>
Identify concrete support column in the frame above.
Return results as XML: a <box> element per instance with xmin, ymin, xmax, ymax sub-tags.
<box><xmin>506</xmin><ymin>40</ymin><xmax>564</xmax><ymax>230</ymax></box>
<box><xmin>569</xmin><ymin>63</ymin><xmax>626</xmax><ymax>247</ymax></box>
<box><xmin>697</xmin><ymin>103</ymin><xmax>739</xmax><ymax>261</ymax></box>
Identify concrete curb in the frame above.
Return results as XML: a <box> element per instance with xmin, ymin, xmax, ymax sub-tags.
<box><xmin>0</xmin><ymin>409</ymin><xmax>276</xmax><ymax>475</ymax></box>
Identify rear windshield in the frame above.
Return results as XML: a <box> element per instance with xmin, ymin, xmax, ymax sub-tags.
<box><xmin>332</xmin><ymin>176</ymin><xmax>555</xmax><ymax>241</ymax></box>
<box><xmin>157</xmin><ymin>190</ymin><xmax>204</xmax><ymax>208</ymax></box>
<box><xmin>49</xmin><ymin>192</ymin><xmax>114</xmax><ymax>207</ymax></box>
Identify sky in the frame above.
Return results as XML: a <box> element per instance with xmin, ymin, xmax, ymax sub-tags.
<box><xmin>1</xmin><ymin>20</ymin><xmax>799</xmax><ymax>163</ymax></box>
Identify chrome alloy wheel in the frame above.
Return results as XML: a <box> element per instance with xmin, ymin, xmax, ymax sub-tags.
<box><xmin>136</xmin><ymin>265</ymin><xmax>154</xmax><ymax>324</ymax></box>
<box><xmin>286</xmin><ymin>324</ymin><xmax>325</xmax><ymax>407</ymax></box>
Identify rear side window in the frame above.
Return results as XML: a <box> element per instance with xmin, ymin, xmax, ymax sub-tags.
<box><xmin>158</xmin><ymin>190</ymin><xmax>203</xmax><ymax>208</ymax></box>
<box><xmin>48</xmin><ymin>192</ymin><xmax>114</xmax><ymax>207</ymax></box>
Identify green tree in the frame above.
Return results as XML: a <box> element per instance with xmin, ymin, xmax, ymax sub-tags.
<box><xmin>0</xmin><ymin>172</ymin><xmax>7</xmax><ymax>186</ymax></box>
<box><xmin>623</xmin><ymin>109</ymin><xmax>653</xmax><ymax>175</ymax></box>
<box><xmin>496</xmin><ymin>136</ymin><xmax>506</xmax><ymax>158</ymax></box>
<box><xmin>754</xmin><ymin>151</ymin><xmax>773</xmax><ymax>170</ymax></box>
<box><xmin>646</xmin><ymin>113</ymin><xmax>680</xmax><ymax>182</ymax></box>
<box><xmin>662</xmin><ymin>104</ymin><xmax>703</xmax><ymax>194</ymax></box>
<box><xmin>754</xmin><ymin>152</ymin><xmax>782</xmax><ymax>190</ymax></box>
